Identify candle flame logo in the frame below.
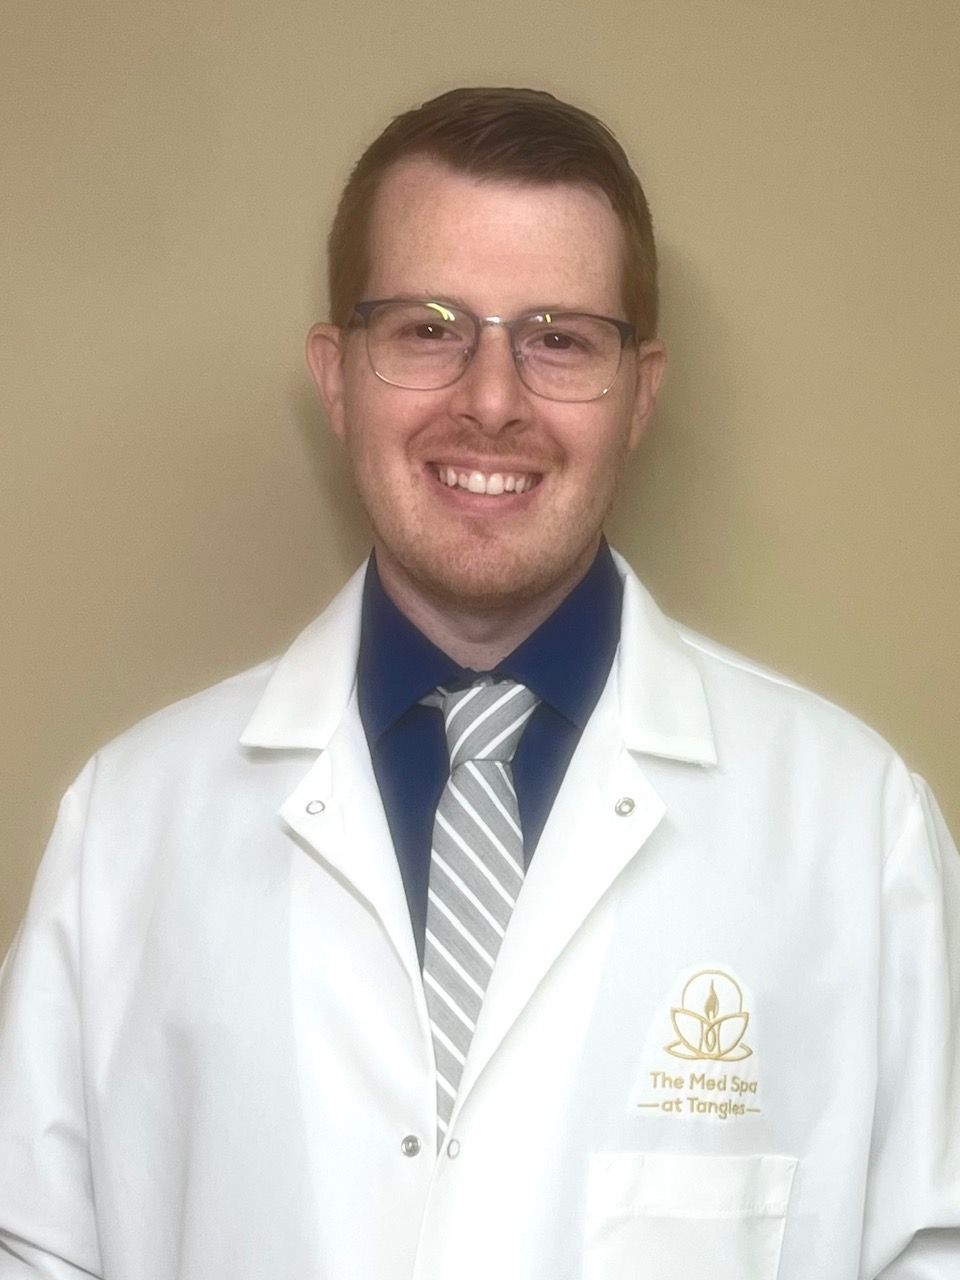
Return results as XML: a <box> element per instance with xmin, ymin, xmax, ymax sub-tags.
<box><xmin>705</xmin><ymin>981</ymin><xmax>720</xmax><ymax>1021</ymax></box>
<box><xmin>666</xmin><ymin>970</ymin><xmax>753</xmax><ymax>1062</ymax></box>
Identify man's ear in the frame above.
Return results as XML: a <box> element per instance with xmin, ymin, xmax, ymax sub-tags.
<box><xmin>306</xmin><ymin>323</ymin><xmax>348</xmax><ymax>441</ymax></box>
<box><xmin>627</xmin><ymin>339</ymin><xmax>667</xmax><ymax>451</ymax></box>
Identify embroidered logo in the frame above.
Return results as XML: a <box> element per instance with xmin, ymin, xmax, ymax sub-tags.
<box><xmin>628</xmin><ymin>964</ymin><xmax>761</xmax><ymax>1121</ymax></box>
<box><xmin>665</xmin><ymin>970</ymin><xmax>753</xmax><ymax>1063</ymax></box>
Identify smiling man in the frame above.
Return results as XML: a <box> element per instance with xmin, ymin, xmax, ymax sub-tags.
<box><xmin>307</xmin><ymin>152</ymin><xmax>663</xmax><ymax>662</ymax></box>
<box><xmin>1</xmin><ymin>88</ymin><xmax>958</xmax><ymax>1280</ymax></box>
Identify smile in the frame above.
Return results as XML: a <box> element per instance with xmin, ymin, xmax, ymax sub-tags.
<box><xmin>431</xmin><ymin>465</ymin><xmax>542</xmax><ymax>495</ymax></box>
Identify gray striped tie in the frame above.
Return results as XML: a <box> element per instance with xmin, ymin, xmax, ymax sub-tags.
<box><xmin>422</xmin><ymin>678</ymin><xmax>540</xmax><ymax>1143</ymax></box>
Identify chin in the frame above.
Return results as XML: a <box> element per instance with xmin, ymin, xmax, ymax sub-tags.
<box><xmin>402</xmin><ymin>536</ymin><xmax>595</xmax><ymax>614</ymax></box>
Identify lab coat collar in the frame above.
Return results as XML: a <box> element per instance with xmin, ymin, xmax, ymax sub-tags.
<box><xmin>239</xmin><ymin>561</ymin><xmax>367</xmax><ymax>750</ymax></box>
<box><xmin>239</xmin><ymin>549</ymin><xmax>717</xmax><ymax>768</ymax></box>
<box><xmin>610</xmin><ymin>549</ymin><xmax>717</xmax><ymax>766</ymax></box>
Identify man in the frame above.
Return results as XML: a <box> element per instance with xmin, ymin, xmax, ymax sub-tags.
<box><xmin>0</xmin><ymin>87</ymin><xmax>957</xmax><ymax>1279</ymax></box>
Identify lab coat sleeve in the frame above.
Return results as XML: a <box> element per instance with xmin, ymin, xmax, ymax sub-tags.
<box><xmin>861</xmin><ymin>776</ymin><xmax>960</xmax><ymax>1280</ymax></box>
<box><xmin>0</xmin><ymin>763</ymin><xmax>104</xmax><ymax>1279</ymax></box>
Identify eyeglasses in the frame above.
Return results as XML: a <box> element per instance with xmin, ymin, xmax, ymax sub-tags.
<box><xmin>352</xmin><ymin>299</ymin><xmax>636</xmax><ymax>403</ymax></box>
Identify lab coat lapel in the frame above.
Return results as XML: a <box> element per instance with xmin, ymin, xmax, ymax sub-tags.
<box><xmin>278</xmin><ymin>707</ymin><xmax>422</xmax><ymax>986</ymax></box>
<box><xmin>240</xmin><ymin>562</ymin><xmax>421</xmax><ymax>984</ymax></box>
<box><xmin>454</xmin><ymin>692</ymin><xmax>664</xmax><ymax>1111</ymax></box>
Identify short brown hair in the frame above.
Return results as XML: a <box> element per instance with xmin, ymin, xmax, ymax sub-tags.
<box><xmin>327</xmin><ymin>87</ymin><xmax>658</xmax><ymax>339</ymax></box>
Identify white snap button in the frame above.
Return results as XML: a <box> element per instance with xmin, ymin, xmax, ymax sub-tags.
<box><xmin>400</xmin><ymin>1134</ymin><xmax>421</xmax><ymax>1157</ymax></box>
<box><xmin>614</xmin><ymin>797</ymin><xmax>635</xmax><ymax>816</ymax></box>
<box><xmin>447</xmin><ymin>1139</ymin><xmax>461</xmax><ymax>1159</ymax></box>
<box><xmin>305</xmin><ymin>799</ymin><xmax>325</xmax><ymax>815</ymax></box>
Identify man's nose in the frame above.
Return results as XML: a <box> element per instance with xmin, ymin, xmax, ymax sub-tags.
<box><xmin>448</xmin><ymin>325</ymin><xmax>529</xmax><ymax>434</ymax></box>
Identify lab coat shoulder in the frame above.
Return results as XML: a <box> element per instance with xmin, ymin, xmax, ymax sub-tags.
<box><xmin>89</xmin><ymin>654</ymin><xmax>279</xmax><ymax>792</ymax></box>
<box><xmin>675</xmin><ymin>619</ymin><xmax>922</xmax><ymax>850</ymax></box>
<box><xmin>71</xmin><ymin>559</ymin><xmax>369</xmax><ymax>886</ymax></box>
<box><xmin>8</xmin><ymin>654</ymin><xmax>286</xmax><ymax>951</ymax></box>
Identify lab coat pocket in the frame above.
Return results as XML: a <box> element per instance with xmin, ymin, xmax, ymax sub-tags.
<box><xmin>583</xmin><ymin>1151</ymin><xmax>797</xmax><ymax>1280</ymax></box>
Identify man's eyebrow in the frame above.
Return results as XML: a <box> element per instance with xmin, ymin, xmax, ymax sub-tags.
<box><xmin>371</xmin><ymin>291</ymin><xmax>473</xmax><ymax>309</ymax></box>
<box><xmin>389</xmin><ymin>292</ymin><xmax>477</xmax><ymax>311</ymax></box>
<box><xmin>389</xmin><ymin>293</ymin><xmax>587</xmax><ymax>316</ymax></box>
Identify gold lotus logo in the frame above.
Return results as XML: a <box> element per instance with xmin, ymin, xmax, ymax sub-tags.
<box><xmin>665</xmin><ymin>970</ymin><xmax>753</xmax><ymax>1062</ymax></box>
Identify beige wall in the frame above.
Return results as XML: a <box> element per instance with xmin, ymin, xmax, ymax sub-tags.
<box><xmin>3</xmin><ymin>0</ymin><xmax>958</xmax><ymax>953</ymax></box>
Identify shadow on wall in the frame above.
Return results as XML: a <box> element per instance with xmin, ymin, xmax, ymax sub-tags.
<box><xmin>290</xmin><ymin>376</ymin><xmax>371</xmax><ymax>572</ymax></box>
<box><xmin>608</xmin><ymin>238</ymin><xmax>746</xmax><ymax>628</ymax></box>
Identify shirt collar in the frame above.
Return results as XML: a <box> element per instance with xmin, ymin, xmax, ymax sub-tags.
<box><xmin>497</xmin><ymin>540</ymin><xmax>621</xmax><ymax>728</ymax></box>
<box><xmin>357</xmin><ymin>540</ymin><xmax>622</xmax><ymax>742</ymax></box>
<box><xmin>357</xmin><ymin>559</ymin><xmax>461</xmax><ymax>742</ymax></box>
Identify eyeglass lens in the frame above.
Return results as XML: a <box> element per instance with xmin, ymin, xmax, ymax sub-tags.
<box><xmin>363</xmin><ymin>302</ymin><xmax>625</xmax><ymax>402</ymax></box>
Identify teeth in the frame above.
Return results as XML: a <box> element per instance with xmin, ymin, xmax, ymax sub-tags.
<box><xmin>435</xmin><ymin>466</ymin><xmax>537</xmax><ymax>495</ymax></box>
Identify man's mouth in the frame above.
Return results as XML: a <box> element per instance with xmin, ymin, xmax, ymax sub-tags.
<box><xmin>430</xmin><ymin>464</ymin><xmax>542</xmax><ymax>496</ymax></box>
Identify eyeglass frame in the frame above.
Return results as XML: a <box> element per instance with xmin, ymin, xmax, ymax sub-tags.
<box><xmin>350</xmin><ymin>298</ymin><xmax>637</xmax><ymax>403</ymax></box>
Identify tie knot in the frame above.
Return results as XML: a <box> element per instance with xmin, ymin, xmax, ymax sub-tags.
<box><xmin>431</xmin><ymin>678</ymin><xmax>539</xmax><ymax>770</ymax></box>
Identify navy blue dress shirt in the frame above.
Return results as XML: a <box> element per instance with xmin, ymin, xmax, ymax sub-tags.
<box><xmin>357</xmin><ymin>541</ymin><xmax>623</xmax><ymax>963</ymax></box>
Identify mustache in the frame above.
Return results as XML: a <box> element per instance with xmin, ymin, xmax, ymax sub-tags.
<box><xmin>414</xmin><ymin>426</ymin><xmax>564</xmax><ymax>464</ymax></box>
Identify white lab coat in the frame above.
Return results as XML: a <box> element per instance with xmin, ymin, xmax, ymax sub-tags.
<box><xmin>1</xmin><ymin>553</ymin><xmax>958</xmax><ymax>1280</ymax></box>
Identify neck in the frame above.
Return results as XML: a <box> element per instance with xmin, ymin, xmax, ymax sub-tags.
<box><xmin>374</xmin><ymin>542</ymin><xmax>599</xmax><ymax>669</ymax></box>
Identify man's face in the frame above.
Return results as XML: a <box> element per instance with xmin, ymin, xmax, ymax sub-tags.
<box><xmin>308</xmin><ymin>156</ymin><xmax>664</xmax><ymax>615</ymax></box>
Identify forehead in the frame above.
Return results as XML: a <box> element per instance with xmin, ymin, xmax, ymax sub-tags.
<box><xmin>364</xmin><ymin>156</ymin><xmax>625</xmax><ymax>313</ymax></box>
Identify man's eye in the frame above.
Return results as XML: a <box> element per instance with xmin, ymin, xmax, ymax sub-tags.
<box><xmin>541</xmin><ymin>331</ymin><xmax>578</xmax><ymax>350</ymax></box>
<box><xmin>412</xmin><ymin>323</ymin><xmax>451</xmax><ymax>340</ymax></box>
<box><xmin>532</xmin><ymin>329</ymin><xmax>591</xmax><ymax>355</ymax></box>
<box><xmin>394</xmin><ymin>321</ymin><xmax>463</xmax><ymax>343</ymax></box>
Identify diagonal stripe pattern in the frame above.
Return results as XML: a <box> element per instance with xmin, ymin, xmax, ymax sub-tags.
<box><xmin>422</xmin><ymin>678</ymin><xmax>539</xmax><ymax>1144</ymax></box>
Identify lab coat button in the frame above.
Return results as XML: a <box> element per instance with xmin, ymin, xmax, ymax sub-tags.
<box><xmin>400</xmin><ymin>1134</ymin><xmax>421</xmax><ymax>1157</ymax></box>
<box><xmin>615</xmin><ymin>797</ymin><xmax>635</xmax><ymax>816</ymax></box>
<box><xmin>447</xmin><ymin>1139</ymin><xmax>461</xmax><ymax>1159</ymax></box>
<box><xmin>305</xmin><ymin>799</ymin><xmax>325</xmax><ymax>815</ymax></box>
